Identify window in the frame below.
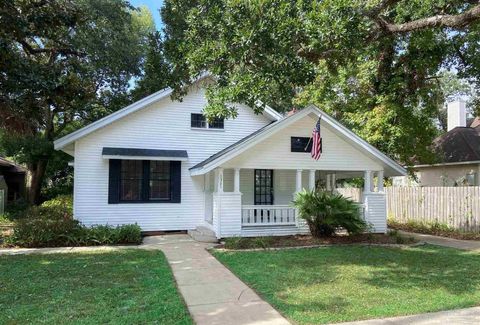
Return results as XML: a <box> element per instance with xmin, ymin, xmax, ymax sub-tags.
<box><xmin>291</xmin><ymin>137</ymin><xmax>312</xmax><ymax>152</ymax></box>
<box><xmin>254</xmin><ymin>169</ymin><xmax>273</xmax><ymax>205</ymax></box>
<box><xmin>191</xmin><ymin>113</ymin><xmax>224</xmax><ymax>129</ymax></box>
<box><xmin>109</xmin><ymin>160</ymin><xmax>181</xmax><ymax>204</ymax></box>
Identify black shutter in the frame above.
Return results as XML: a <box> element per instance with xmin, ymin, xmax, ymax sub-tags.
<box><xmin>170</xmin><ymin>161</ymin><xmax>181</xmax><ymax>203</ymax></box>
<box><xmin>108</xmin><ymin>159</ymin><xmax>121</xmax><ymax>204</ymax></box>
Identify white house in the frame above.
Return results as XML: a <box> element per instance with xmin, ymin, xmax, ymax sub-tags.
<box><xmin>54</xmin><ymin>77</ymin><xmax>406</xmax><ymax>240</ymax></box>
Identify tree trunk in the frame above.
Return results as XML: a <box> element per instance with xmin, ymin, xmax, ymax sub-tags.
<box><xmin>28</xmin><ymin>160</ymin><xmax>48</xmax><ymax>205</ymax></box>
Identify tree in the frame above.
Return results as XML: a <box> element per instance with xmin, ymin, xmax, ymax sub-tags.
<box><xmin>161</xmin><ymin>0</ymin><xmax>480</xmax><ymax>164</ymax></box>
<box><xmin>0</xmin><ymin>0</ymin><xmax>155</xmax><ymax>204</ymax></box>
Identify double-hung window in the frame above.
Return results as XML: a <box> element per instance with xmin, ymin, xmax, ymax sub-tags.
<box><xmin>191</xmin><ymin>113</ymin><xmax>224</xmax><ymax>129</ymax></box>
<box><xmin>109</xmin><ymin>160</ymin><xmax>181</xmax><ymax>203</ymax></box>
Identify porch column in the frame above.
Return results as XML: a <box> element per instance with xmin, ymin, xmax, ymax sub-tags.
<box><xmin>204</xmin><ymin>172</ymin><xmax>210</xmax><ymax>192</ymax></box>
<box><xmin>326</xmin><ymin>174</ymin><xmax>332</xmax><ymax>191</ymax></box>
<box><xmin>309</xmin><ymin>170</ymin><xmax>316</xmax><ymax>191</ymax></box>
<box><xmin>331</xmin><ymin>173</ymin><xmax>336</xmax><ymax>190</ymax></box>
<box><xmin>214</xmin><ymin>167</ymin><xmax>224</xmax><ymax>193</ymax></box>
<box><xmin>364</xmin><ymin>170</ymin><xmax>372</xmax><ymax>193</ymax></box>
<box><xmin>296</xmin><ymin>169</ymin><xmax>303</xmax><ymax>193</ymax></box>
<box><xmin>234</xmin><ymin>168</ymin><xmax>241</xmax><ymax>193</ymax></box>
<box><xmin>376</xmin><ymin>170</ymin><xmax>384</xmax><ymax>192</ymax></box>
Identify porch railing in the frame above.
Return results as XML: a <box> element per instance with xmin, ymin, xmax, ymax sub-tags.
<box><xmin>241</xmin><ymin>205</ymin><xmax>296</xmax><ymax>226</ymax></box>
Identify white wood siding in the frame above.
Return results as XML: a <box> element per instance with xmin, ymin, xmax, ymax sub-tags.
<box><xmin>363</xmin><ymin>193</ymin><xmax>387</xmax><ymax>233</ymax></box>
<box><xmin>73</xmin><ymin>87</ymin><xmax>271</xmax><ymax>231</ymax></box>
<box><xmin>223</xmin><ymin>115</ymin><xmax>382</xmax><ymax>171</ymax></box>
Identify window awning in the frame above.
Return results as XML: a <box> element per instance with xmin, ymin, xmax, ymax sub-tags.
<box><xmin>102</xmin><ymin>147</ymin><xmax>188</xmax><ymax>161</ymax></box>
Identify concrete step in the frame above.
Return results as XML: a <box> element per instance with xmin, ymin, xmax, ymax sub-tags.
<box><xmin>188</xmin><ymin>229</ymin><xmax>218</xmax><ymax>243</ymax></box>
<box><xmin>195</xmin><ymin>226</ymin><xmax>216</xmax><ymax>237</ymax></box>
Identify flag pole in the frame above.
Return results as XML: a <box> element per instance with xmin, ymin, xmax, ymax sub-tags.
<box><xmin>305</xmin><ymin>114</ymin><xmax>322</xmax><ymax>151</ymax></box>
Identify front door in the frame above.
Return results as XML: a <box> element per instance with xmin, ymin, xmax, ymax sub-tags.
<box><xmin>254</xmin><ymin>169</ymin><xmax>273</xmax><ymax>205</ymax></box>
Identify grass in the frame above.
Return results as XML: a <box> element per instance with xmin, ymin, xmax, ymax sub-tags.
<box><xmin>0</xmin><ymin>249</ymin><xmax>192</xmax><ymax>324</ymax></box>
<box><xmin>213</xmin><ymin>245</ymin><xmax>480</xmax><ymax>324</ymax></box>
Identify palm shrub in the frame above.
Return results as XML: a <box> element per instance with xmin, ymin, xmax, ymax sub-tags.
<box><xmin>292</xmin><ymin>190</ymin><xmax>367</xmax><ymax>237</ymax></box>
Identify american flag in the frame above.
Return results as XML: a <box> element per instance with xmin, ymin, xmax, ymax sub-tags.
<box><xmin>311</xmin><ymin>117</ymin><xmax>322</xmax><ymax>160</ymax></box>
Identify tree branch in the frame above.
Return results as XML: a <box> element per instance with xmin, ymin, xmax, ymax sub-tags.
<box><xmin>378</xmin><ymin>4</ymin><xmax>480</xmax><ymax>33</ymax></box>
<box><xmin>19</xmin><ymin>40</ymin><xmax>85</xmax><ymax>57</ymax></box>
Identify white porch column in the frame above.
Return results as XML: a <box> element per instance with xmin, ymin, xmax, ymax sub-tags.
<box><xmin>326</xmin><ymin>174</ymin><xmax>332</xmax><ymax>191</ymax></box>
<box><xmin>364</xmin><ymin>170</ymin><xmax>372</xmax><ymax>193</ymax></box>
<box><xmin>296</xmin><ymin>169</ymin><xmax>303</xmax><ymax>193</ymax></box>
<box><xmin>204</xmin><ymin>172</ymin><xmax>210</xmax><ymax>192</ymax></box>
<box><xmin>376</xmin><ymin>170</ymin><xmax>384</xmax><ymax>192</ymax></box>
<box><xmin>331</xmin><ymin>173</ymin><xmax>336</xmax><ymax>190</ymax></box>
<box><xmin>234</xmin><ymin>168</ymin><xmax>241</xmax><ymax>193</ymax></box>
<box><xmin>214</xmin><ymin>168</ymin><xmax>224</xmax><ymax>193</ymax></box>
<box><xmin>309</xmin><ymin>170</ymin><xmax>316</xmax><ymax>191</ymax></box>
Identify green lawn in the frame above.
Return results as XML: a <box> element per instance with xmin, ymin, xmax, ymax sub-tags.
<box><xmin>0</xmin><ymin>250</ymin><xmax>192</xmax><ymax>325</ymax></box>
<box><xmin>213</xmin><ymin>245</ymin><xmax>480</xmax><ymax>324</ymax></box>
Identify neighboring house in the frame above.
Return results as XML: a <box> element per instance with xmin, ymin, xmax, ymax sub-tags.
<box><xmin>394</xmin><ymin>100</ymin><xmax>480</xmax><ymax>187</ymax></box>
<box><xmin>0</xmin><ymin>156</ymin><xmax>26</xmax><ymax>204</ymax></box>
<box><xmin>54</xmin><ymin>77</ymin><xmax>406</xmax><ymax>238</ymax></box>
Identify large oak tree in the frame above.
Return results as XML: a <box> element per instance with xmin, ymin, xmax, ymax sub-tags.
<box><xmin>161</xmin><ymin>0</ymin><xmax>480</xmax><ymax>165</ymax></box>
<box><xmin>0</xmin><ymin>0</ymin><xmax>155</xmax><ymax>203</ymax></box>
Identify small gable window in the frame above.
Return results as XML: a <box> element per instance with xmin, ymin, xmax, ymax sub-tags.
<box><xmin>108</xmin><ymin>159</ymin><xmax>181</xmax><ymax>204</ymax></box>
<box><xmin>291</xmin><ymin>137</ymin><xmax>312</xmax><ymax>153</ymax></box>
<box><xmin>191</xmin><ymin>113</ymin><xmax>224</xmax><ymax>129</ymax></box>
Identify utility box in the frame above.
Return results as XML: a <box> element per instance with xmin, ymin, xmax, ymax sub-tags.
<box><xmin>0</xmin><ymin>176</ymin><xmax>7</xmax><ymax>215</ymax></box>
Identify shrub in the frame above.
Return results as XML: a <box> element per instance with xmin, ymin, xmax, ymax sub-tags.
<box><xmin>293</xmin><ymin>190</ymin><xmax>367</xmax><ymax>237</ymax></box>
<box><xmin>4</xmin><ymin>195</ymin><xmax>141</xmax><ymax>247</ymax></box>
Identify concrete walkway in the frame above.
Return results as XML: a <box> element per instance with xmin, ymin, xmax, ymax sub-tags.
<box><xmin>143</xmin><ymin>235</ymin><xmax>290</xmax><ymax>325</ymax></box>
<box><xmin>399</xmin><ymin>230</ymin><xmax>480</xmax><ymax>251</ymax></box>
<box><xmin>335</xmin><ymin>306</ymin><xmax>480</xmax><ymax>325</ymax></box>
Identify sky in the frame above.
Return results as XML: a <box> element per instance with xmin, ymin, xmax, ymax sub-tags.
<box><xmin>129</xmin><ymin>0</ymin><xmax>164</xmax><ymax>30</ymax></box>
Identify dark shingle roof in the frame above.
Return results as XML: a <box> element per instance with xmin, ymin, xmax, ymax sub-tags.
<box><xmin>102</xmin><ymin>147</ymin><xmax>188</xmax><ymax>159</ymax></box>
<box><xmin>432</xmin><ymin>126</ymin><xmax>480</xmax><ymax>163</ymax></box>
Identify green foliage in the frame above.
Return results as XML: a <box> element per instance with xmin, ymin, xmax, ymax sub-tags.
<box><xmin>292</xmin><ymin>190</ymin><xmax>367</xmax><ymax>237</ymax></box>
<box><xmin>224</xmin><ymin>236</ymin><xmax>274</xmax><ymax>250</ymax></box>
<box><xmin>162</xmin><ymin>0</ymin><xmax>480</xmax><ymax>165</ymax></box>
<box><xmin>4</xmin><ymin>196</ymin><xmax>142</xmax><ymax>247</ymax></box>
<box><xmin>388</xmin><ymin>218</ymin><xmax>480</xmax><ymax>240</ymax></box>
<box><xmin>0</xmin><ymin>0</ymin><xmax>155</xmax><ymax>203</ymax></box>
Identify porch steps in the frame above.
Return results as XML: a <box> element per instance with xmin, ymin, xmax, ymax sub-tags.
<box><xmin>188</xmin><ymin>226</ymin><xmax>218</xmax><ymax>243</ymax></box>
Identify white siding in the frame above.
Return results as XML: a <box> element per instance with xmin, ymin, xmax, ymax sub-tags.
<box><xmin>223</xmin><ymin>115</ymin><xmax>382</xmax><ymax>171</ymax></box>
<box><xmin>73</xmin><ymin>87</ymin><xmax>271</xmax><ymax>231</ymax></box>
<box><xmin>363</xmin><ymin>193</ymin><xmax>387</xmax><ymax>233</ymax></box>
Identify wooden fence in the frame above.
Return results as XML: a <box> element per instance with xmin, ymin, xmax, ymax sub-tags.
<box><xmin>385</xmin><ymin>186</ymin><xmax>480</xmax><ymax>232</ymax></box>
<box><xmin>336</xmin><ymin>188</ymin><xmax>363</xmax><ymax>202</ymax></box>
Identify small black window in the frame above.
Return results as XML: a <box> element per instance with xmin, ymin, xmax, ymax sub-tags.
<box><xmin>109</xmin><ymin>160</ymin><xmax>181</xmax><ymax>204</ymax></box>
<box><xmin>191</xmin><ymin>113</ymin><xmax>224</xmax><ymax>129</ymax></box>
<box><xmin>291</xmin><ymin>137</ymin><xmax>312</xmax><ymax>152</ymax></box>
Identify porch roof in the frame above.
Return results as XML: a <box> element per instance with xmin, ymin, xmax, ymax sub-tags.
<box><xmin>189</xmin><ymin>105</ymin><xmax>407</xmax><ymax>177</ymax></box>
<box><xmin>102</xmin><ymin>147</ymin><xmax>188</xmax><ymax>161</ymax></box>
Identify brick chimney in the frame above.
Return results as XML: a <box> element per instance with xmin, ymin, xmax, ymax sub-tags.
<box><xmin>447</xmin><ymin>99</ymin><xmax>466</xmax><ymax>131</ymax></box>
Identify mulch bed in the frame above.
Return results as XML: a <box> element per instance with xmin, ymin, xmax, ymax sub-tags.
<box><xmin>218</xmin><ymin>233</ymin><xmax>418</xmax><ymax>250</ymax></box>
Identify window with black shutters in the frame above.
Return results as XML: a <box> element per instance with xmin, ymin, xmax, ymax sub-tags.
<box><xmin>149</xmin><ymin>161</ymin><xmax>170</xmax><ymax>200</ymax></box>
<box><xmin>191</xmin><ymin>113</ymin><xmax>224</xmax><ymax>129</ymax></box>
<box><xmin>109</xmin><ymin>159</ymin><xmax>181</xmax><ymax>204</ymax></box>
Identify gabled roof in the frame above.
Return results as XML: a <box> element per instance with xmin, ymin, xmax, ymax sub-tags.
<box><xmin>431</xmin><ymin>126</ymin><xmax>480</xmax><ymax>164</ymax></box>
<box><xmin>0</xmin><ymin>157</ymin><xmax>26</xmax><ymax>173</ymax></box>
<box><xmin>54</xmin><ymin>76</ymin><xmax>282</xmax><ymax>151</ymax></box>
<box><xmin>190</xmin><ymin>105</ymin><xmax>406</xmax><ymax>176</ymax></box>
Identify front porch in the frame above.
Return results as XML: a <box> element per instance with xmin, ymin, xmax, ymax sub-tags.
<box><xmin>202</xmin><ymin>167</ymin><xmax>385</xmax><ymax>238</ymax></box>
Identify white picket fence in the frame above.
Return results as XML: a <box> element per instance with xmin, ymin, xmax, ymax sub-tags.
<box><xmin>336</xmin><ymin>188</ymin><xmax>363</xmax><ymax>202</ymax></box>
<box><xmin>385</xmin><ymin>186</ymin><xmax>480</xmax><ymax>232</ymax></box>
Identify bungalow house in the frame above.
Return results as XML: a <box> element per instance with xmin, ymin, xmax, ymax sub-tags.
<box><xmin>393</xmin><ymin>100</ymin><xmax>480</xmax><ymax>187</ymax></box>
<box><xmin>54</xmin><ymin>77</ymin><xmax>406</xmax><ymax>240</ymax></box>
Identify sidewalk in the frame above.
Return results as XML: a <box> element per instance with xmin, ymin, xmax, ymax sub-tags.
<box><xmin>399</xmin><ymin>230</ymin><xmax>480</xmax><ymax>251</ymax></box>
<box><xmin>335</xmin><ymin>306</ymin><xmax>480</xmax><ymax>325</ymax></box>
<box><xmin>142</xmin><ymin>235</ymin><xmax>290</xmax><ymax>325</ymax></box>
